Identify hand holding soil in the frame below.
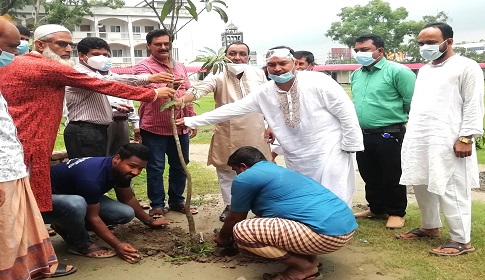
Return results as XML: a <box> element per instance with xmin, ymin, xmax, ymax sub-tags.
<box><xmin>115</xmin><ymin>242</ymin><xmax>140</xmax><ymax>263</ymax></box>
<box><xmin>147</xmin><ymin>218</ymin><xmax>171</xmax><ymax>228</ymax></box>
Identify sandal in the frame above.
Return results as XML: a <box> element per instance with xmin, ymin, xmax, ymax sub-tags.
<box><xmin>395</xmin><ymin>228</ymin><xmax>440</xmax><ymax>239</ymax></box>
<box><xmin>429</xmin><ymin>241</ymin><xmax>476</xmax><ymax>256</ymax></box>
<box><xmin>51</xmin><ymin>263</ymin><xmax>77</xmax><ymax>278</ymax></box>
<box><xmin>148</xmin><ymin>207</ymin><xmax>165</xmax><ymax>219</ymax></box>
<box><xmin>262</xmin><ymin>272</ymin><xmax>322</xmax><ymax>280</ymax></box>
<box><xmin>68</xmin><ymin>244</ymin><xmax>117</xmax><ymax>258</ymax></box>
<box><xmin>169</xmin><ymin>203</ymin><xmax>198</xmax><ymax>215</ymax></box>
<box><xmin>47</xmin><ymin>227</ymin><xmax>57</xmax><ymax>237</ymax></box>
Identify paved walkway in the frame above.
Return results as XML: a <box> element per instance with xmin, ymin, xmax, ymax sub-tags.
<box><xmin>189</xmin><ymin>144</ymin><xmax>485</xmax><ymax>203</ymax></box>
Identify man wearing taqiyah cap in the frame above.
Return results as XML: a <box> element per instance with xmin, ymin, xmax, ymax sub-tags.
<box><xmin>178</xmin><ymin>46</ymin><xmax>364</xmax><ymax>209</ymax></box>
<box><xmin>182</xmin><ymin>41</ymin><xmax>271</xmax><ymax>222</ymax></box>
<box><xmin>0</xmin><ymin>24</ymin><xmax>178</xmax><ymax>260</ymax></box>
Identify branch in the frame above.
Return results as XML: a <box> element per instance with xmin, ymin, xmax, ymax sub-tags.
<box><xmin>60</xmin><ymin>1</ymin><xmax>82</xmax><ymax>25</ymax></box>
<box><xmin>174</xmin><ymin>7</ymin><xmax>206</xmax><ymax>34</ymax></box>
<box><xmin>1</xmin><ymin>0</ymin><xmax>20</xmax><ymax>15</ymax></box>
<box><xmin>144</xmin><ymin>0</ymin><xmax>168</xmax><ymax>30</ymax></box>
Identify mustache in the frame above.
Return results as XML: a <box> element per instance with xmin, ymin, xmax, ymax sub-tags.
<box><xmin>157</xmin><ymin>50</ymin><xmax>169</xmax><ymax>53</ymax></box>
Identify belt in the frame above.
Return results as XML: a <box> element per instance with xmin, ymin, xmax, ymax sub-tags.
<box><xmin>113</xmin><ymin>116</ymin><xmax>128</xmax><ymax>121</ymax></box>
<box><xmin>362</xmin><ymin>124</ymin><xmax>404</xmax><ymax>134</ymax></box>
<box><xmin>69</xmin><ymin>121</ymin><xmax>109</xmax><ymax>128</ymax></box>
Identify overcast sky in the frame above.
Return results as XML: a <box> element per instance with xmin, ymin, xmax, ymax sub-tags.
<box><xmin>127</xmin><ymin>0</ymin><xmax>485</xmax><ymax>63</ymax></box>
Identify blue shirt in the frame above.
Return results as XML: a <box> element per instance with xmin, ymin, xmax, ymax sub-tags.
<box><xmin>231</xmin><ymin>161</ymin><xmax>357</xmax><ymax>236</ymax></box>
<box><xmin>50</xmin><ymin>157</ymin><xmax>131</xmax><ymax>205</ymax></box>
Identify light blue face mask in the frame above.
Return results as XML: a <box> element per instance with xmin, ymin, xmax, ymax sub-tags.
<box><xmin>17</xmin><ymin>40</ymin><xmax>30</xmax><ymax>55</ymax></box>
<box><xmin>268</xmin><ymin>70</ymin><xmax>295</xmax><ymax>83</ymax></box>
<box><xmin>99</xmin><ymin>58</ymin><xmax>112</xmax><ymax>72</ymax></box>
<box><xmin>0</xmin><ymin>48</ymin><xmax>15</xmax><ymax>67</ymax></box>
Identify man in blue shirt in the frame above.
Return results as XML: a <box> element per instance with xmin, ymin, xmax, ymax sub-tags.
<box><xmin>43</xmin><ymin>143</ymin><xmax>170</xmax><ymax>263</ymax></box>
<box><xmin>214</xmin><ymin>146</ymin><xmax>357</xmax><ymax>280</ymax></box>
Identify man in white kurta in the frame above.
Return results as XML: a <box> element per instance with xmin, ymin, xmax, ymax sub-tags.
<box><xmin>183</xmin><ymin>42</ymin><xmax>271</xmax><ymax>221</ymax></box>
<box><xmin>398</xmin><ymin>23</ymin><xmax>484</xmax><ymax>256</ymax></box>
<box><xmin>178</xmin><ymin>47</ymin><xmax>364</xmax><ymax>208</ymax></box>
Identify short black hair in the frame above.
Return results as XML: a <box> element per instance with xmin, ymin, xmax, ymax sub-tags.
<box><xmin>269</xmin><ymin>45</ymin><xmax>295</xmax><ymax>56</ymax></box>
<box><xmin>77</xmin><ymin>37</ymin><xmax>110</xmax><ymax>55</ymax></box>
<box><xmin>225</xmin><ymin>41</ymin><xmax>250</xmax><ymax>55</ymax></box>
<box><xmin>16</xmin><ymin>24</ymin><xmax>31</xmax><ymax>37</ymax></box>
<box><xmin>294</xmin><ymin>50</ymin><xmax>314</xmax><ymax>64</ymax></box>
<box><xmin>146</xmin><ymin>29</ymin><xmax>171</xmax><ymax>44</ymax></box>
<box><xmin>423</xmin><ymin>22</ymin><xmax>454</xmax><ymax>40</ymax></box>
<box><xmin>117</xmin><ymin>143</ymin><xmax>150</xmax><ymax>161</ymax></box>
<box><xmin>227</xmin><ymin>146</ymin><xmax>267</xmax><ymax>168</ymax></box>
<box><xmin>354</xmin><ymin>34</ymin><xmax>385</xmax><ymax>49</ymax></box>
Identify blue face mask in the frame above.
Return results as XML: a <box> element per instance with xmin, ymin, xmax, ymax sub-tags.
<box><xmin>268</xmin><ymin>70</ymin><xmax>295</xmax><ymax>83</ymax></box>
<box><xmin>17</xmin><ymin>40</ymin><xmax>30</xmax><ymax>55</ymax></box>
<box><xmin>0</xmin><ymin>48</ymin><xmax>15</xmax><ymax>67</ymax></box>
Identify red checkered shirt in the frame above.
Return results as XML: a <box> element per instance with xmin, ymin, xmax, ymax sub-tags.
<box><xmin>133</xmin><ymin>56</ymin><xmax>196</xmax><ymax>135</ymax></box>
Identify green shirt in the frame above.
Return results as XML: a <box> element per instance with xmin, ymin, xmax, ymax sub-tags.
<box><xmin>351</xmin><ymin>58</ymin><xmax>416</xmax><ymax>129</ymax></box>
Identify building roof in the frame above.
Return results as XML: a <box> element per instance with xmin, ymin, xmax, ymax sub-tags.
<box><xmin>226</xmin><ymin>22</ymin><xmax>238</xmax><ymax>30</ymax></box>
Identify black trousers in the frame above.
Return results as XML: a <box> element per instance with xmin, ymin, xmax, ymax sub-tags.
<box><xmin>64</xmin><ymin>121</ymin><xmax>109</xmax><ymax>159</ymax></box>
<box><xmin>356</xmin><ymin>128</ymin><xmax>407</xmax><ymax>217</ymax></box>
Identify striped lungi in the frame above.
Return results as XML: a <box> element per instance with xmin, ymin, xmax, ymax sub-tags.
<box><xmin>233</xmin><ymin>217</ymin><xmax>354</xmax><ymax>260</ymax></box>
<box><xmin>0</xmin><ymin>177</ymin><xmax>58</xmax><ymax>280</ymax></box>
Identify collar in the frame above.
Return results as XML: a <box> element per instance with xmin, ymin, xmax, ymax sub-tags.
<box><xmin>363</xmin><ymin>57</ymin><xmax>387</xmax><ymax>72</ymax></box>
<box><xmin>150</xmin><ymin>55</ymin><xmax>174</xmax><ymax>69</ymax></box>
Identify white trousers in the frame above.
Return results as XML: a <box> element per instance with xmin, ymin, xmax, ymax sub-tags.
<box><xmin>216</xmin><ymin>168</ymin><xmax>237</xmax><ymax>206</ymax></box>
<box><xmin>413</xmin><ymin>160</ymin><xmax>472</xmax><ymax>244</ymax></box>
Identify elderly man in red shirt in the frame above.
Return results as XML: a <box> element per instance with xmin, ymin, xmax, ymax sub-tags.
<box><xmin>0</xmin><ymin>24</ymin><xmax>175</xmax><ymax>215</ymax></box>
<box><xmin>133</xmin><ymin>29</ymin><xmax>197</xmax><ymax>218</ymax></box>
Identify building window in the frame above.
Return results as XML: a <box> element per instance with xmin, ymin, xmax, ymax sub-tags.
<box><xmin>132</xmin><ymin>26</ymin><xmax>141</xmax><ymax>33</ymax></box>
<box><xmin>110</xmin><ymin>26</ymin><xmax>121</xmax><ymax>33</ymax></box>
<box><xmin>80</xmin><ymin>25</ymin><xmax>91</xmax><ymax>31</ymax></box>
<box><xmin>112</xmin><ymin>50</ymin><xmax>123</xmax><ymax>57</ymax></box>
<box><xmin>171</xmin><ymin>48</ymin><xmax>179</xmax><ymax>61</ymax></box>
<box><xmin>134</xmin><ymin>50</ymin><xmax>143</xmax><ymax>57</ymax></box>
<box><xmin>145</xmin><ymin>26</ymin><xmax>154</xmax><ymax>32</ymax></box>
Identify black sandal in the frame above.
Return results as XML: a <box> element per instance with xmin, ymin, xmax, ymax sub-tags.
<box><xmin>52</xmin><ymin>263</ymin><xmax>77</xmax><ymax>278</ymax></box>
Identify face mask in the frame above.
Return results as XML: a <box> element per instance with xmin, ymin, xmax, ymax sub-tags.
<box><xmin>354</xmin><ymin>50</ymin><xmax>377</xmax><ymax>66</ymax></box>
<box><xmin>0</xmin><ymin>48</ymin><xmax>15</xmax><ymax>67</ymax></box>
<box><xmin>268</xmin><ymin>70</ymin><xmax>295</xmax><ymax>83</ymax></box>
<box><xmin>86</xmin><ymin>55</ymin><xmax>112</xmax><ymax>71</ymax></box>
<box><xmin>17</xmin><ymin>40</ymin><xmax>30</xmax><ymax>55</ymax></box>
<box><xmin>227</xmin><ymin>63</ymin><xmax>247</xmax><ymax>75</ymax></box>
<box><xmin>419</xmin><ymin>41</ymin><xmax>447</xmax><ymax>61</ymax></box>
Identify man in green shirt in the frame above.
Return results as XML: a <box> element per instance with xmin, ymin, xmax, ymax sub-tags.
<box><xmin>351</xmin><ymin>34</ymin><xmax>416</xmax><ymax>229</ymax></box>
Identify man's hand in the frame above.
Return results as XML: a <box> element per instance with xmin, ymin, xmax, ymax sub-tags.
<box><xmin>189</xmin><ymin>129</ymin><xmax>197</xmax><ymax>139</ymax></box>
<box><xmin>453</xmin><ymin>140</ymin><xmax>473</xmax><ymax>158</ymax></box>
<box><xmin>155</xmin><ymin>87</ymin><xmax>176</xmax><ymax>99</ymax></box>
<box><xmin>133</xmin><ymin>128</ymin><xmax>141</xmax><ymax>143</ymax></box>
<box><xmin>148</xmin><ymin>72</ymin><xmax>175</xmax><ymax>84</ymax></box>
<box><xmin>213</xmin><ymin>234</ymin><xmax>232</xmax><ymax>247</ymax></box>
<box><xmin>146</xmin><ymin>218</ymin><xmax>171</xmax><ymax>229</ymax></box>
<box><xmin>114</xmin><ymin>103</ymin><xmax>132</xmax><ymax>113</ymax></box>
<box><xmin>175</xmin><ymin>118</ymin><xmax>186</xmax><ymax>127</ymax></box>
<box><xmin>0</xmin><ymin>189</ymin><xmax>5</xmax><ymax>208</ymax></box>
<box><xmin>114</xmin><ymin>242</ymin><xmax>140</xmax><ymax>263</ymax></box>
<box><xmin>173</xmin><ymin>78</ymin><xmax>185</xmax><ymax>88</ymax></box>
<box><xmin>264</xmin><ymin>127</ymin><xmax>275</xmax><ymax>144</ymax></box>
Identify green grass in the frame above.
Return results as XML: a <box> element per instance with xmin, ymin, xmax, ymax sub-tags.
<box><xmin>353</xmin><ymin>202</ymin><xmax>485</xmax><ymax>280</ymax></box>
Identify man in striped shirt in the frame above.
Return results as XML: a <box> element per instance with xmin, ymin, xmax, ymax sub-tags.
<box><xmin>133</xmin><ymin>29</ymin><xmax>197</xmax><ymax>218</ymax></box>
<box><xmin>65</xmin><ymin>37</ymin><xmax>177</xmax><ymax>159</ymax></box>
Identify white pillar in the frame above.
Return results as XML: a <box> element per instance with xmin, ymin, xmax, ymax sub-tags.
<box><xmin>127</xmin><ymin>16</ymin><xmax>135</xmax><ymax>66</ymax></box>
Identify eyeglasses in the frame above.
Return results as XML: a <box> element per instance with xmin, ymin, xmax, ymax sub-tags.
<box><xmin>265</xmin><ymin>48</ymin><xmax>294</xmax><ymax>61</ymax></box>
<box><xmin>41</xmin><ymin>40</ymin><xmax>77</xmax><ymax>48</ymax></box>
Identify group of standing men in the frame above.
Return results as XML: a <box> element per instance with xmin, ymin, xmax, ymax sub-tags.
<box><xmin>0</xmin><ymin>15</ymin><xmax>483</xmax><ymax>280</ymax></box>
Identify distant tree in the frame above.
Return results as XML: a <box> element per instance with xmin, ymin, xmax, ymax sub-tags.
<box><xmin>325</xmin><ymin>0</ymin><xmax>411</xmax><ymax>52</ymax></box>
<box><xmin>455</xmin><ymin>47</ymin><xmax>485</xmax><ymax>63</ymax></box>
<box><xmin>42</xmin><ymin>0</ymin><xmax>124</xmax><ymax>29</ymax></box>
<box><xmin>0</xmin><ymin>0</ymin><xmax>34</xmax><ymax>18</ymax></box>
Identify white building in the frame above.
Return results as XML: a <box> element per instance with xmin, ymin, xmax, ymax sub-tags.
<box><xmin>16</xmin><ymin>1</ymin><xmax>200</xmax><ymax>67</ymax></box>
<box><xmin>454</xmin><ymin>42</ymin><xmax>485</xmax><ymax>54</ymax></box>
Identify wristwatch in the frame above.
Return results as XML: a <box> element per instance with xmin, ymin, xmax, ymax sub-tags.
<box><xmin>458</xmin><ymin>137</ymin><xmax>473</xmax><ymax>144</ymax></box>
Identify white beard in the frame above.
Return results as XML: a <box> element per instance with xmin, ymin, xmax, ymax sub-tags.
<box><xmin>42</xmin><ymin>46</ymin><xmax>76</xmax><ymax>68</ymax></box>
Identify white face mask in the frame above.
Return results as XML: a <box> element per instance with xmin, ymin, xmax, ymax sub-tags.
<box><xmin>86</xmin><ymin>55</ymin><xmax>112</xmax><ymax>71</ymax></box>
<box><xmin>226</xmin><ymin>63</ymin><xmax>247</xmax><ymax>75</ymax></box>
<box><xmin>419</xmin><ymin>41</ymin><xmax>447</xmax><ymax>61</ymax></box>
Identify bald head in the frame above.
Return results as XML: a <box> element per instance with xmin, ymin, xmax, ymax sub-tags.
<box><xmin>0</xmin><ymin>18</ymin><xmax>21</xmax><ymax>57</ymax></box>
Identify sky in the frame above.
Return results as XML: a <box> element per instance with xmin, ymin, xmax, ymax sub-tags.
<box><xmin>127</xmin><ymin>0</ymin><xmax>485</xmax><ymax>64</ymax></box>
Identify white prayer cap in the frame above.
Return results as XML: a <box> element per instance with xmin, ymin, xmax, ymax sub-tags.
<box><xmin>33</xmin><ymin>24</ymin><xmax>71</xmax><ymax>40</ymax></box>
